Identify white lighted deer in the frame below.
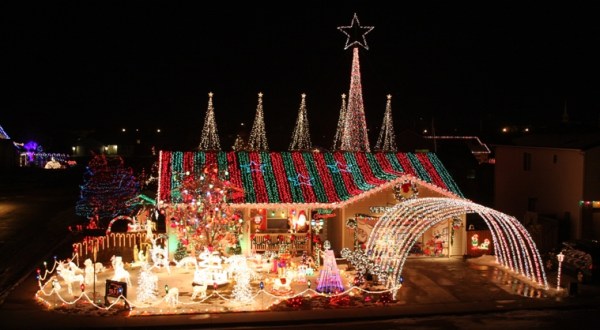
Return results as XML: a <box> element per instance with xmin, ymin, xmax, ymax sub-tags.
<box><xmin>110</xmin><ymin>256</ymin><xmax>132</xmax><ymax>287</ymax></box>
<box><xmin>56</xmin><ymin>261</ymin><xmax>84</xmax><ymax>295</ymax></box>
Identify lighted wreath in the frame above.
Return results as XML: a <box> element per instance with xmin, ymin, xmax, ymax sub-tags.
<box><xmin>394</xmin><ymin>179</ymin><xmax>419</xmax><ymax>201</ymax></box>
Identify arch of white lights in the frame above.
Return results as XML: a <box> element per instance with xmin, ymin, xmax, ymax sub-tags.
<box><xmin>365</xmin><ymin>197</ymin><xmax>548</xmax><ymax>290</ymax></box>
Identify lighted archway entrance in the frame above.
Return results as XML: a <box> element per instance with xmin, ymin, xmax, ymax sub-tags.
<box><xmin>364</xmin><ymin>197</ymin><xmax>548</xmax><ymax>290</ymax></box>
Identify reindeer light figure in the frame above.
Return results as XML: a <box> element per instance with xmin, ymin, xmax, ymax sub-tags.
<box><xmin>56</xmin><ymin>261</ymin><xmax>84</xmax><ymax>295</ymax></box>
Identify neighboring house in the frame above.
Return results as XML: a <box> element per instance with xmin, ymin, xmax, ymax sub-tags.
<box><xmin>0</xmin><ymin>124</ymin><xmax>20</xmax><ymax>169</ymax></box>
<box><xmin>156</xmin><ymin>150</ymin><xmax>468</xmax><ymax>259</ymax></box>
<box><xmin>493</xmin><ymin>132</ymin><xmax>600</xmax><ymax>246</ymax></box>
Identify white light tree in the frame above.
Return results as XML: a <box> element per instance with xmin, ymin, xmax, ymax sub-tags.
<box><xmin>198</xmin><ymin>92</ymin><xmax>221</xmax><ymax>151</ymax></box>
<box><xmin>136</xmin><ymin>263</ymin><xmax>158</xmax><ymax>303</ymax></box>
<box><xmin>374</xmin><ymin>94</ymin><xmax>397</xmax><ymax>152</ymax></box>
<box><xmin>248</xmin><ymin>92</ymin><xmax>269</xmax><ymax>151</ymax></box>
<box><xmin>332</xmin><ymin>93</ymin><xmax>347</xmax><ymax>151</ymax></box>
<box><xmin>289</xmin><ymin>93</ymin><xmax>312</xmax><ymax>151</ymax></box>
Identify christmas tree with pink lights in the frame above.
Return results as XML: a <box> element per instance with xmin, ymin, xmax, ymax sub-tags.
<box><xmin>338</xmin><ymin>13</ymin><xmax>374</xmax><ymax>152</ymax></box>
<box><xmin>198</xmin><ymin>92</ymin><xmax>221</xmax><ymax>151</ymax></box>
<box><xmin>289</xmin><ymin>93</ymin><xmax>312</xmax><ymax>151</ymax></box>
<box><xmin>316</xmin><ymin>242</ymin><xmax>345</xmax><ymax>294</ymax></box>
<box><xmin>374</xmin><ymin>94</ymin><xmax>397</xmax><ymax>152</ymax></box>
<box><xmin>248</xmin><ymin>92</ymin><xmax>269</xmax><ymax>151</ymax></box>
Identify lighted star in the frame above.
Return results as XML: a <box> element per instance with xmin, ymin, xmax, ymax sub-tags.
<box><xmin>327</xmin><ymin>161</ymin><xmax>353</xmax><ymax>173</ymax></box>
<box><xmin>288</xmin><ymin>174</ymin><xmax>314</xmax><ymax>186</ymax></box>
<box><xmin>241</xmin><ymin>161</ymin><xmax>266</xmax><ymax>173</ymax></box>
<box><xmin>338</xmin><ymin>13</ymin><xmax>374</xmax><ymax>50</ymax></box>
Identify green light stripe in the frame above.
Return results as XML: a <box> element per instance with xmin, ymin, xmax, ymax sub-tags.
<box><xmin>366</xmin><ymin>153</ymin><xmax>397</xmax><ymax>180</ymax></box>
<box><xmin>260</xmin><ymin>152</ymin><xmax>281</xmax><ymax>203</ymax></box>
<box><xmin>407</xmin><ymin>153</ymin><xmax>431</xmax><ymax>183</ymax></box>
<box><xmin>281</xmin><ymin>152</ymin><xmax>305</xmax><ymax>203</ymax></box>
<box><xmin>385</xmin><ymin>153</ymin><xmax>404</xmax><ymax>172</ymax></box>
<box><xmin>323</xmin><ymin>153</ymin><xmax>351</xmax><ymax>200</ymax></box>
<box><xmin>428</xmin><ymin>153</ymin><xmax>464</xmax><ymax>197</ymax></box>
<box><xmin>302</xmin><ymin>152</ymin><xmax>328</xmax><ymax>203</ymax></box>
<box><xmin>344</xmin><ymin>153</ymin><xmax>374</xmax><ymax>190</ymax></box>
<box><xmin>238</xmin><ymin>152</ymin><xmax>257</xmax><ymax>203</ymax></box>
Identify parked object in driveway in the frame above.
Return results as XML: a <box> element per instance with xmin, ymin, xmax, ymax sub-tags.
<box><xmin>544</xmin><ymin>239</ymin><xmax>600</xmax><ymax>284</ymax></box>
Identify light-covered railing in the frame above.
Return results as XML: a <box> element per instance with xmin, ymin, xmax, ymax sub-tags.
<box><xmin>250</xmin><ymin>233</ymin><xmax>309</xmax><ymax>253</ymax></box>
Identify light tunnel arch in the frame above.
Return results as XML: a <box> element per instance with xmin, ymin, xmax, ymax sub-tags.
<box><xmin>365</xmin><ymin>197</ymin><xmax>548</xmax><ymax>290</ymax></box>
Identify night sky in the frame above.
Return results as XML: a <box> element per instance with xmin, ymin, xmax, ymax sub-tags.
<box><xmin>4</xmin><ymin>2</ymin><xmax>598</xmax><ymax>152</ymax></box>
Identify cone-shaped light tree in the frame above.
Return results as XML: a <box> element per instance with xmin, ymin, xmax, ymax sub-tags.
<box><xmin>248</xmin><ymin>92</ymin><xmax>269</xmax><ymax>151</ymax></box>
<box><xmin>198</xmin><ymin>92</ymin><xmax>221</xmax><ymax>151</ymax></box>
<box><xmin>331</xmin><ymin>94</ymin><xmax>347</xmax><ymax>151</ymax></box>
<box><xmin>375</xmin><ymin>94</ymin><xmax>398</xmax><ymax>152</ymax></box>
<box><xmin>289</xmin><ymin>93</ymin><xmax>312</xmax><ymax>151</ymax></box>
<box><xmin>338</xmin><ymin>13</ymin><xmax>373</xmax><ymax>152</ymax></box>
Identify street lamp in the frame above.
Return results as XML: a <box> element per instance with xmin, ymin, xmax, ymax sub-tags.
<box><xmin>556</xmin><ymin>251</ymin><xmax>565</xmax><ymax>291</ymax></box>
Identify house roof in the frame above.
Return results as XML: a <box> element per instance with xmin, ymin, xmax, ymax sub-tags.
<box><xmin>157</xmin><ymin>151</ymin><xmax>464</xmax><ymax>208</ymax></box>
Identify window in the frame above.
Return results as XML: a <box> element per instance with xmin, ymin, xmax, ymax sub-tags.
<box><xmin>523</xmin><ymin>152</ymin><xmax>531</xmax><ymax>171</ymax></box>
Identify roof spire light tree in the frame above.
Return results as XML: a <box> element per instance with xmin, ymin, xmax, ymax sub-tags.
<box><xmin>338</xmin><ymin>13</ymin><xmax>373</xmax><ymax>152</ymax></box>
<box><xmin>289</xmin><ymin>93</ymin><xmax>313</xmax><ymax>151</ymax></box>
<box><xmin>198</xmin><ymin>92</ymin><xmax>221</xmax><ymax>151</ymax></box>
<box><xmin>331</xmin><ymin>94</ymin><xmax>347</xmax><ymax>151</ymax></box>
<box><xmin>248</xmin><ymin>92</ymin><xmax>269</xmax><ymax>151</ymax></box>
<box><xmin>375</xmin><ymin>94</ymin><xmax>398</xmax><ymax>152</ymax></box>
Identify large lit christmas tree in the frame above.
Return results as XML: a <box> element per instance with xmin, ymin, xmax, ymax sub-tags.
<box><xmin>338</xmin><ymin>13</ymin><xmax>373</xmax><ymax>152</ymax></box>
<box><xmin>374</xmin><ymin>94</ymin><xmax>398</xmax><ymax>152</ymax></box>
<box><xmin>75</xmin><ymin>154</ymin><xmax>140</xmax><ymax>228</ymax></box>
<box><xmin>289</xmin><ymin>93</ymin><xmax>312</xmax><ymax>151</ymax></box>
<box><xmin>331</xmin><ymin>93</ymin><xmax>347</xmax><ymax>151</ymax></box>
<box><xmin>247</xmin><ymin>92</ymin><xmax>269</xmax><ymax>151</ymax></box>
<box><xmin>198</xmin><ymin>92</ymin><xmax>221</xmax><ymax>151</ymax></box>
<box><xmin>170</xmin><ymin>163</ymin><xmax>245</xmax><ymax>255</ymax></box>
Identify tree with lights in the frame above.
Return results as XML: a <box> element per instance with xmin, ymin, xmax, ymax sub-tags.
<box><xmin>198</xmin><ymin>92</ymin><xmax>222</xmax><ymax>151</ymax></box>
<box><xmin>338</xmin><ymin>13</ymin><xmax>374</xmax><ymax>152</ymax></box>
<box><xmin>137</xmin><ymin>263</ymin><xmax>158</xmax><ymax>303</ymax></box>
<box><xmin>231</xmin><ymin>261</ymin><xmax>253</xmax><ymax>303</ymax></box>
<box><xmin>247</xmin><ymin>92</ymin><xmax>269</xmax><ymax>151</ymax></box>
<box><xmin>331</xmin><ymin>93</ymin><xmax>347</xmax><ymax>151</ymax></box>
<box><xmin>171</xmin><ymin>163</ymin><xmax>245</xmax><ymax>256</ymax></box>
<box><xmin>374</xmin><ymin>94</ymin><xmax>397</xmax><ymax>152</ymax></box>
<box><xmin>289</xmin><ymin>93</ymin><xmax>312</xmax><ymax>151</ymax></box>
<box><xmin>75</xmin><ymin>154</ymin><xmax>140</xmax><ymax>229</ymax></box>
<box><xmin>231</xmin><ymin>134</ymin><xmax>248</xmax><ymax>151</ymax></box>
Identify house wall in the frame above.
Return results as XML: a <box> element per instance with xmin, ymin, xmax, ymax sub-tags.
<box><xmin>494</xmin><ymin>145</ymin><xmax>585</xmax><ymax>239</ymax></box>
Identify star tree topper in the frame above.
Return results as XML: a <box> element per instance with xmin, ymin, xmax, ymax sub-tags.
<box><xmin>338</xmin><ymin>13</ymin><xmax>374</xmax><ymax>50</ymax></box>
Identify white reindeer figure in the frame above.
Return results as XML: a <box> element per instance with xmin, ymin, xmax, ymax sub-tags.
<box><xmin>164</xmin><ymin>287</ymin><xmax>179</xmax><ymax>306</ymax></box>
<box><xmin>111</xmin><ymin>256</ymin><xmax>133</xmax><ymax>287</ymax></box>
<box><xmin>56</xmin><ymin>261</ymin><xmax>84</xmax><ymax>295</ymax></box>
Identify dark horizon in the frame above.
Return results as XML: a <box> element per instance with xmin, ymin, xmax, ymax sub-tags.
<box><xmin>4</xmin><ymin>2</ymin><xmax>598</xmax><ymax>152</ymax></box>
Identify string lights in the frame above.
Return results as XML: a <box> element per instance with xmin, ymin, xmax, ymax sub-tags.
<box><xmin>374</xmin><ymin>95</ymin><xmax>397</xmax><ymax>152</ymax></box>
<box><xmin>248</xmin><ymin>92</ymin><xmax>269</xmax><ymax>151</ymax></box>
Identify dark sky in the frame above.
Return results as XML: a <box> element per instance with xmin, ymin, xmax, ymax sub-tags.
<box><xmin>4</xmin><ymin>2</ymin><xmax>598</xmax><ymax>151</ymax></box>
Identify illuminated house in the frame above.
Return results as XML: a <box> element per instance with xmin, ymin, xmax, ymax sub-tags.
<box><xmin>156</xmin><ymin>150</ymin><xmax>468</xmax><ymax>258</ymax></box>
